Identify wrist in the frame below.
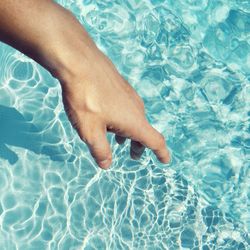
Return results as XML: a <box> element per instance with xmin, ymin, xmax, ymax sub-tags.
<box><xmin>32</xmin><ymin>3</ymin><xmax>99</xmax><ymax>84</ymax></box>
<box><xmin>0</xmin><ymin>0</ymin><xmax>99</xmax><ymax>85</ymax></box>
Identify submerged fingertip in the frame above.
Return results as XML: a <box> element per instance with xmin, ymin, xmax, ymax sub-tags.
<box><xmin>164</xmin><ymin>152</ymin><xmax>172</xmax><ymax>165</ymax></box>
<box><xmin>98</xmin><ymin>159</ymin><xmax>111</xmax><ymax>169</ymax></box>
<box><xmin>157</xmin><ymin>149</ymin><xmax>171</xmax><ymax>165</ymax></box>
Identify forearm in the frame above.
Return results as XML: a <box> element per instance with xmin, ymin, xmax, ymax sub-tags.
<box><xmin>0</xmin><ymin>0</ymin><xmax>170</xmax><ymax>168</ymax></box>
<box><xmin>0</xmin><ymin>0</ymin><xmax>96</xmax><ymax>81</ymax></box>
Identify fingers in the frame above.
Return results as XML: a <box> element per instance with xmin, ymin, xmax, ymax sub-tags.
<box><xmin>88</xmin><ymin>134</ymin><xmax>112</xmax><ymax>169</ymax></box>
<box><xmin>130</xmin><ymin>119</ymin><xmax>171</xmax><ymax>164</ymax></box>
<box><xmin>141</xmin><ymin>123</ymin><xmax>170</xmax><ymax>163</ymax></box>
<box><xmin>114</xmin><ymin>118</ymin><xmax>170</xmax><ymax>163</ymax></box>
<box><xmin>75</xmin><ymin>116</ymin><xmax>169</xmax><ymax>168</ymax></box>
<box><xmin>115</xmin><ymin>135</ymin><xmax>145</xmax><ymax>160</ymax></box>
<box><xmin>130</xmin><ymin>140</ymin><xmax>145</xmax><ymax>160</ymax></box>
<box><xmin>78</xmin><ymin>120</ymin><xmax>112</xmax><ymax>169</ymax></box>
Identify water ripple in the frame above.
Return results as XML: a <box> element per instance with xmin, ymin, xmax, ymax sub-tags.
<box><xmin>0</xmin><ymin>0</ymin><xmax>249</xmax><ymax>249</ymax></box>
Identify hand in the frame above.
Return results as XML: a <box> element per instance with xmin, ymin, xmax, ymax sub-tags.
<box><xmin>60</xmin><ymin>48</ymin><xmax>170</xmax><ymax>169</ymax></box>
<box><xmin>0</xmin><ymin>0</ymin><xmax>170</xmax><ymax>169</ymax></box>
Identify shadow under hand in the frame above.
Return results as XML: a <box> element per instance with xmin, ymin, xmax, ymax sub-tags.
<box><xmin>0</xmin><ymin>105</ymin><xmax>71</xmax><ymax>165</ymax></box>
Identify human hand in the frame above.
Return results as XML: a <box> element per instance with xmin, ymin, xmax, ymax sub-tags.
<box><xmin>60</xmin><ymin>47</ymin><xmax>170</xmax><ymax>169</ymax></box>
<box><xmin>0</xmin><ymin>0</ymin><xmax>170</xmax><ymax>169</ymax></box>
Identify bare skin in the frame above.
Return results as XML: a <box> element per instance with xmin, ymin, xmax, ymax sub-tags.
<box><xmin>0</xmin><ymin>0</ymin><xmax>170</xmax><ymax>169</ymax></box>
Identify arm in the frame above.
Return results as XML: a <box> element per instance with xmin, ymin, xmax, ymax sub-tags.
<box><xmin>0</xmin><ymin>0</ymin><xmax>170</xmax><ymax>169</ymax></box>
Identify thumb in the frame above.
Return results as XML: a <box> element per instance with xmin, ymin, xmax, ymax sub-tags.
<box><xmin>84</xmin><ymin>124</ymin><xmax>112</xmax><ymax>170</ymax></box>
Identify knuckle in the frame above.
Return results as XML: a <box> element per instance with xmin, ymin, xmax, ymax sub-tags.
<box><xmin>77</xmin><ymin>118</ymin><xmax>103</xmax><ymax>146</ymax></box>
<box><xmin>84</xmin><ymin>133</ymin><xmax>97</xmax><ymax>147</ymax></box>
<box><xmin>78</xmin><ymin>126</ymin><xmax>96</xmax><ymax>146</ymax></box>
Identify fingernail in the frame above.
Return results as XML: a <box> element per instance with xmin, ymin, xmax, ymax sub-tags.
<box><xmin>99</xmin><ymin>159</ymin><xmax>110</xmax><ymax>169</ymax></box>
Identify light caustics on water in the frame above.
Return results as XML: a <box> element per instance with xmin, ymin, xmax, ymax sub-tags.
<box><xmin>0</xmin><ymin>0</ymin><xmax>249</xmax><ymax>249</ymax></box>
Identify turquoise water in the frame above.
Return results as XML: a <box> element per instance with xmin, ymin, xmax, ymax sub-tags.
<box><xmin>0</xmin><ymin>0</ymin><xmax>249</xmax><ymax>249</ymax></box>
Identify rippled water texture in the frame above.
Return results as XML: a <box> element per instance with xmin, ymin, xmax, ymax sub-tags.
<box><xmin>0</xmin><ymin>0</ymin><xmax>249</xmax><ymax>249</ymax></box>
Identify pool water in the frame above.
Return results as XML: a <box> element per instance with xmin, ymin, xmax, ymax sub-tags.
<box><xmin>0</xmin><ymin>0</ymin><xmax>249</xmax><ymax>249</ymax></box>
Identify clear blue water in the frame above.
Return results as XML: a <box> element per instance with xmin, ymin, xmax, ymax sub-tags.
<box><xmin>0</xmin><ymin>0</ymin><xmax>249</xmax><ymax>249</ymax></box>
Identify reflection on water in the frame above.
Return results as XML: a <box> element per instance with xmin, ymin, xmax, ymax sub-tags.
<box><xmin>0</xmin><ymin>0</ymin><xmax>249</xmax><ymax>249</ymax></box>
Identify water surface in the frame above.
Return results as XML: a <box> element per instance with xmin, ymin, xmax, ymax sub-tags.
<box><xmin>0</xmin><ymin>0</ymin><xmax>249</xmax><ymax>249</ymax></box>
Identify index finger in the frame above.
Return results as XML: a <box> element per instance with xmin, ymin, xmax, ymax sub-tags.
<box><xmin>129</xmin><ymin>118</ymin><xmax>171</xmax><ymax>163</ymax></box>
